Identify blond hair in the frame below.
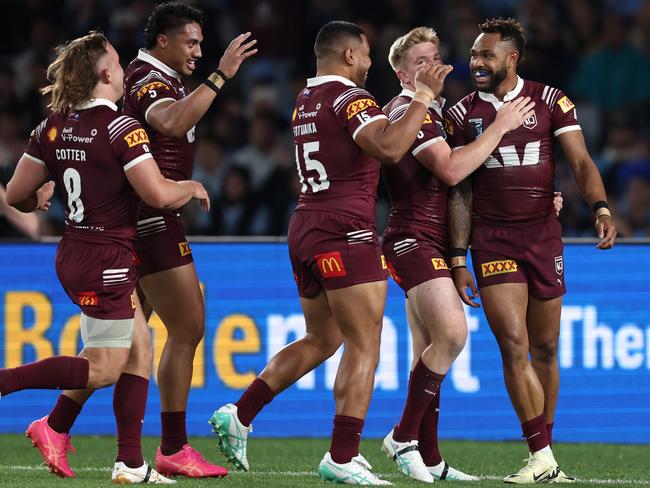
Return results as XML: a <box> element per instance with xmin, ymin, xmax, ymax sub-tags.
<box><xmin>40</xmin><ymin>31</ymin><xmax>109</xmax><ymax>114</ymax></box>
<box><xmin>388</xmin><ymin>27</ymin><xmax>440</xmax><ymax>71</ymax></box>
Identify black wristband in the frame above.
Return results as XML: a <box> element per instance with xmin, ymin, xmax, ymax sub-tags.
<box><xmin>451</xmin><ymin>264</ymin><xmax>467</xmax><ymax>270</ymax></box>
<box><xmin>451</xmin><ymin>247</ymin><xmax>467</xmax><ymax>257</ymax></box>
<box><xmin>215</xmin><ymin>69</ymin><xmax>228</xmax><ymax>81</ymax></box>
<box><xmin>203</xmin><ymin>78</ymin><xmax>220</xmax><ymax>94</ymax></box>
<box><xmin>592</xmin><ymin>200</ymin><xmax>608</xmax><ymax>212</ymax></box>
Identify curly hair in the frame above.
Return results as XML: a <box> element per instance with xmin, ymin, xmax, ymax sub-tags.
<box><xmin>144</xmin><ymin>1</ymin><xmax>204</xmax><ymax>50</ymax></box>
<box><xmin>40</xmin><ymin>31</ymin><xmax>108</xmax><ymax>114</ymax></box>
<box><xmin>479</xmin><ymin>17</ymin><xmax>526</xmax><ymax>61</ymax></box>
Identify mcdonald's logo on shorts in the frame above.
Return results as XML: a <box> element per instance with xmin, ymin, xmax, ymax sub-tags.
<box><xmin>431</xmin><ymin>258</ymin><xmax>449</xmax><ymax>270</ymax></box>
<box><xmin>481</xmin><ymin>259</ymin><xmax>518</xmax><ymax>278</ymax></box>
<box><xmin>178</xmin><ymin>241</ymin><xmax>192</xmax><ymax>256</ymax></box>
<box><xmin>386</xmin><ymin>261</ymin><xmax>402</xmax><ymax>284</ymax></box>
<box><xmin>315</xmin><ymin>251</ymin><xmax>347</xmax><ymax>278</ymax></box>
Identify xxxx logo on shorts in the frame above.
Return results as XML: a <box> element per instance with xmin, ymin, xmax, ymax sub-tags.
<box><xmin>431</xmin><ymin>258</ymin><xmax>449</xmax><ymax>270</ymax></box>
<box><xmin>178</xmin><ymin>241</ymin><xmax>192</xmax><ymax>256</ymax></box>
<box><xmin>315</xmin><ymin>251</ymin><xmax>347</xmax><ymax>278</ymax></box>
<box><xmin>77</xmin><ymin>291</ymin><xmax>99</xmax><ymax>306</ymax></box>
<box><xmin>346</xmin><ymin>98</ymin><xmax>378</xmax><ymax>119</ymax></box>
<box><xmin>481</xmin><ymin>259</ymin><xmax>518</xmax><ymax>278</ymax></box>
<box><xmin>124</xmin><ymin>128</ymin><xmax>149</xmax><ymax>147</ymax></box>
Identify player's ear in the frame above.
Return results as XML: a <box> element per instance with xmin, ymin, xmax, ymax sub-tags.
<box><xmin>99</xmin><ymin>68</ymin><xmax>110</xmax><ymax>85</ymax></box>
<box><xmin>344</xmin><ymin>47</ymin><xmax>355</xmax><ymax>66</ymax></box>
<box><xmin>396</xmin><ymin>69</ymin><xmax>409</xmax><ymax>86</ymax></box>
<box><xmin>508</xmin><ymin>50</ymin><xmax>519</xmax><ymax>68</ymax></box>
<box><xmin>157</xmin><ymin>33</ymin><xmax>168</xmax><ymax>49</ymax></box>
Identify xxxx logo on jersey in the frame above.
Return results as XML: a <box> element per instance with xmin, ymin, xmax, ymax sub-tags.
<box><xmin>444</xmin><ymin>118</ymin><xmax>454</xmax><ymax>135</ymax></box>
<box><xmin>124</xmin><ymin>128</ymin><xmax>150</xmax><ymax>147</ymax></box>
<box><xmin>557</xmin><ymin>96</ymin><xmax>575</xmax><ymax>113</ymax></box>
<box><xmin>423</xmin><ymin>112</ymin><xmax>433</xmax><ymax>125</ymax></box>
<box><xmin>346</xmin><ymin>98</ymin><xmax>378</xmax><ymax>119</ymax></box>
<box><xmin>481</xmin><ymin>259</ymin><xmax>518</xmax><ymax>278</ymax></box>
<box><xmin>136</xmin><ymin>81</ymin><xmax>170</xmax><ymax>99</ymax></box>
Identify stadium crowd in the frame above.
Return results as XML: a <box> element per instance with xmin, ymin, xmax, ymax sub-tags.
<box><xmin>0</xmin><ymin>0</ymin><xmax>648</xmax><ymax>239</ymax></box>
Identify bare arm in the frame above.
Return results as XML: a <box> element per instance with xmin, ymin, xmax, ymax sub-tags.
<box><xmin>147</xmin><ymin>33</ymin><xmax>257</xmax><ymax>138</ymax></box>
<box><xmin>448</xmin><ymin>179</ymin><xmax>479</xmax><ymax>307</ymax></box>
<box><xmin>416</xmin><ymin>97</ymin><xmax>535</xmax><ymax>185</ymax></box>
<box><xmin>558</xmin><ymin>130</ymin><xmax>617</xmax><ymax>249</ymax></box>
<box><xmin>125</xmin><ymin>157</ymin><xmax>210</xmax><ymax>211</ymax></box>
<box><xmin>355</xmin><ymin>64</ymin><xmax>453</xmax><ymax>164</ymax></box>
<box><xmin>0</xmin><ymin>183</ymin><xmax>40</xmax><ymax>238</ymax></box>
<box><xmin>6</xmin><ymin>156</ymin><xmax>50</xmax><ymax>212</ymax></box>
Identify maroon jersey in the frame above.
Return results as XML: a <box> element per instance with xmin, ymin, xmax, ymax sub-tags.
<box><xmin>23</xmin><ymin>99</ymin><xmax>152</xmax><ymax>247</ymax></box>
<box><xmin>291</xmin><ymin>75</ymin><xmax>388</xmax><ymax>223</ymax></box>
<box><xmin>445</xmin><ymin>77</ymin><xmax>580</xmax><ymax>224</ymax></box>
<box><xmin>382</xmin><ymin>89</ymin><xmax>449</xmax><ymax>235</ymax></box>
<box><xmin>123</xmin><ymin>50</ymin><xmax>194</xmax><ymax>182</ymax></box>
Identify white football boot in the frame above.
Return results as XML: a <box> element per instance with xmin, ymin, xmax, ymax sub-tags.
<box><xmin>504</xmin><ymin>450</ymin><xmax>561</xmax><ymax>484</ymax></box>
<box><xmin>381</xmin><ymin>429</ymin><xmax>433</xmax><ymax>483</ymax></box>
<box><xmin>427</xmin><ymin>460</ymin><xmax>479</xmax><ymax>481</ymax></box>
<box><xmin>111</xmin><ymin>461</ymin><xmax>176</xmax><ymax>484</ymax></box>
<box><xmin>318</xmin><ymin>451</ymin><xmax>392</xmax><ymax>485</ymax></box>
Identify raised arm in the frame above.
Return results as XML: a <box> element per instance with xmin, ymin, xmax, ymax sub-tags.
<box><xmin>147</xmin><ymin>33</ymin><xmax>257</xmax><ymax>138</ymax></box>
<box><xmin>355</xmin><ymin>63</ymin><xmax>453</xmax><ymax>164</ymax></box>
<box><xmin>416</xmin><ymin>97</ymin><xmax>535</xmax><ymax>185</ymax></box>
<box><xmin>448</xmin><ymin>179</ymin><xmax>479</xmax><ymax>307</ymax></box>
<box><xmin>558</xmin><ymin>130</ymin><xmax>616</xmax><ymax>249</ymax></box>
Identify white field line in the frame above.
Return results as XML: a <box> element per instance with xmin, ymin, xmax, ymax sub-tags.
<box><xmin>1</xmin><ymin>465</ymin><xmax>649</xmax><ymax>485</ymax></box>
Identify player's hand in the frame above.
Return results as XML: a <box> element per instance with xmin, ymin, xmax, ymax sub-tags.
<box><xmin>553</xmin><ymin>191</ymin><xmax>563</xmax><ymax>217</ymax></box>
<box><xmin>191</xmin><ymin>181</ymin><xmax>211</xmax><ymax>212</ymax></box>
<box><xmin>452</xmin><ymin>267</ymin><xmax>480</xmax><ymax>308</ymax></box>
<box><xmin>36</xmin><ymin>181</ymin><xmax>55</xmax><ymax>212</ymax></box>
<box><xmin>494</xmin><ymin>96</ymin><xmax>535</xmax><ymax>134</ymax></box>
<box><xmin>595</xmin><ymin>214</ymin><xmax>616</xmax><ymax>249</ymax></box>
<box><xmin>415</xmin><ymin>63</ymin><xmax>453</xmax><ymax>99</ymax></box>
<box><xmin>217</xmin><ymin>32</ymin><xmax>258</xmax><ymax>80</ymax></box>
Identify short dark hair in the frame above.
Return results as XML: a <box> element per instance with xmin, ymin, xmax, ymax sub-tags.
<box><xmin>314</xmin><ymin>21</ymin><xmax>365</xmax><ymax>59</ymax></box>
<box><xmin>479</xmin><ymin>18</ymin><xmax>526</xmax><ymax>61</ymax></box>
<box><xmin>144</xmin><ymin>2</ymin><xmax>204</xmax><ymax>50</ymax></box>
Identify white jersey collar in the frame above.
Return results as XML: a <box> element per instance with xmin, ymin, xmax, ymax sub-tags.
<box><xmin>137</xmin><ymin>49</ymin><xmax>180</xmax><ymax>80</ymax></box>
<box><xmin>74</xmin><ymin>98</ymin><xmax>118</xmax><ymax>111</ymax></box>
<box><xmin>478</xmin><ymin>75</ymin><xmax>524</xmax><ymax>104</ymax></box>
<box><xmin>307</xmin><ymin>75</ymin><xmax>356</xmax><ymax>88</ymax></box>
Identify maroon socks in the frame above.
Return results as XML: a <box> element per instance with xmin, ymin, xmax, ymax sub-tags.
<box><xmin>160</xmin><ymin>411</ymin><xmax>187</xmax><ymax>456</ymax></box>
<box><xmin>393</xmin><ymin>358</ymin><xmax>444</xmax><ymax>442</ymax></box>
<box><xmin>235</xmin><ymin>377</ymin><xmax>275</xmax><ymax>427</ymax></box>
<box><xmin>114</xmin><ymin>373</ymin><xmax>149</xmax><ymax>468</ymax></box>
<box><xmin>330</xmin><ymin>415</ymin><xmax>364</xmax><ymax>464</ymax></box>
<box><xmin>0</xmin><ymin>356</ymin><xmax>89</xmax><ymax>395</ymax></box>
<box><xmin>546</xmin><ymin>422</ymin><xmax>554</xmax><ymax>447</ymax></box>
<box><xmin>418</xmin><ymin>377</ymin><xmax>443</xmax><ymax>466</ymax></box>
<box><xmin>522</xmin><ymin>414</ymin><xmax>550</xmax><ymax>453</ymax></box>
<box><xmin>48</xmin><ymin>394</ymin><xmax>83</xmax><ymax>434</ymax></box>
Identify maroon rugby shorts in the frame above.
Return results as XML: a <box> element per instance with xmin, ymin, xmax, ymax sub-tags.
<box><xmin>382</xmin><ymin>225</ymin><xmax>451</xmax><ymax>295</ymax></box>
<box><xmin>134</xmin><ymin>208</ymin><xmax>194</xmax><ymax>278</ymax></box>
<box><xmin>55</xmin><ymin>237</ymin><xmax>137</xmax><ymax>320</ymax></box>
<box><xmin>470</xmin><ymin>218</ymin><xmax>566</xmax><ymax>298</ymax></box>
<box><xmin>288</xmin><ymin>210</ymin><xmax>388</xmax><ymax>298</ymax></box>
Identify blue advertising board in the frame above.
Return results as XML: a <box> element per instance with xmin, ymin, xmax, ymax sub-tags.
<box><xmin>0</xmin><ymin>242</ymin><xmax>648</xmax><ymax>443</ymax></box>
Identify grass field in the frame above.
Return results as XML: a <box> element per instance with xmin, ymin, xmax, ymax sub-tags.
<box><xmin>0</xmin><ymin>434</ymin><xmax>648</xmax><ymax>487</ymax></box>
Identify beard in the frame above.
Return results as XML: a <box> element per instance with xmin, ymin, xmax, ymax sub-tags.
<box><xmin>354</xmin><ymin>67</ymin><xmax>367</xmax><ymax>88</ymax></box>
<box><xmin>474</xmin><ymin>64</ymin><xmax>508</xmax><ymax>93</ymax></box>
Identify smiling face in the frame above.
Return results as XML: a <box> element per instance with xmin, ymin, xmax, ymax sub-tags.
<box><xmin>397</xmin><ymin>41</ymin><xmax>442</xmax><ymax>89</ymax></box>
<box><xmin>157</xmin><ymin>21</ymin><xmax>203</xmax><ymax>76</ymax></box>
<box><xmin>469</xmin><ymin>32</ymin><xmax>516</xmax><ymax>93</ymax></box>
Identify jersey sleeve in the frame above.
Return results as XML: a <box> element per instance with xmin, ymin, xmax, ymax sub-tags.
<box><xmin>126</xmin><ymin>71</ymin><xmax>180</xmax><ymax>124</ymax></box>
<box><xmin>23</xmin><ymin>119</ymin><xmax>48</xmax><ymax>166</ymax></box>
<box><xmin>411</xmin><ymin>110</ymin><xmax>445</xmax><ymax>157</ymax></box>
<box><xmin>332</xmin><ymin>88</ymin><xmax>387</xmax><ymax>141</ymax></box>
<box><xmin>547</xmin><ymin>88</ymin><xmax>581</xmax><ymax>137</ymax></box>
<box><xmin>444</xmin><ymin>102</ymin><xmax>469</xmax><ymax>149</ymax></box>
<box><xmin>108</xmin><ymin>116</ymin><xmax>153</xmax><ymax>171</ymax></box>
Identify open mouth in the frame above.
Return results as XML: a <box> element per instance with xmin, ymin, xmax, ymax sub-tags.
<box><xmin>472</xmin><ymin>69</ymin><xmax>491</xmax><ymax>83</ymax></box>
<box><xmin>186</xmin><ymin>59</ymin><xmax>196</xmax><ymax>71</ymax></box>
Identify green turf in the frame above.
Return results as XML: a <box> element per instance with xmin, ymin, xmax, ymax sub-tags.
<box><xmin>0</xmin><ymin>434</ymin><xmax>647</xmax><ymax>487</ymax></box>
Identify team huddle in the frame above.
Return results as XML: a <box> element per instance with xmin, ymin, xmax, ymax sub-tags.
<box><xmin>0</xmin><ymin>1</ymin><xmax>616</xmax><ymax>486</ymax></box>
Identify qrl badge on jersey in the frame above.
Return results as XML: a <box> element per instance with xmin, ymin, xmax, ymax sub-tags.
<box><xmin>523</xmin><ymin>113</ymin><xmax>538</xmax><ymax>130</ymax></box>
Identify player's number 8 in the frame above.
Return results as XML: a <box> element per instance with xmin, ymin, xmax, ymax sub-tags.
<box><xmin>63</xmin><ymin>167</ymin><xmax>85</xmax><ymax>223</ymax></box>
